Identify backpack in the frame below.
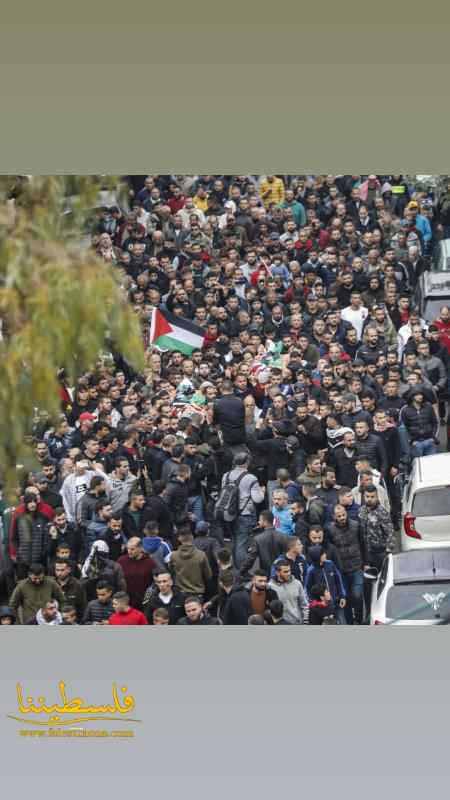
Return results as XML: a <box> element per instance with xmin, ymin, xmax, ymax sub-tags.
<box><xmin>214</xmin><ymin>472</ymin><xmax>249</xmax><ymax>523</ymax></box>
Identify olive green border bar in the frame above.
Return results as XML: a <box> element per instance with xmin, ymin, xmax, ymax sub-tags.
<box><xmin>1</xmin><ymin>3</ymin><xmax>450</xmax><ymax>172</ymax></box>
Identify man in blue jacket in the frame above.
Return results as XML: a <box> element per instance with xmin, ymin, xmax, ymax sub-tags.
<box><xmin>304</xmin><ymin>545</ymin><xmax>347</xmax><ymax>624</ymax></box>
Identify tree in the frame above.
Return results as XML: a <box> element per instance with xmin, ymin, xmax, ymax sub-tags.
<box><xmin>0</xmin><ymin>175</ymin><xmax>145</xmax><ymax>497</ymax></box>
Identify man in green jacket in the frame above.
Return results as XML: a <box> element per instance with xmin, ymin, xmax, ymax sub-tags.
<box><xmin>282</xmin><ymin>190</ymin><xmax>306</xmax><ymax>227</ymax></box>
<box><xmin>170</xmin><ymin>527</ymin><xmax>212</xmax><ymax>599</ymax></box>
<box><xmin>9</xmin><ymin>563</ymin><xmax>64</xmax><ymax>624</ymax></box>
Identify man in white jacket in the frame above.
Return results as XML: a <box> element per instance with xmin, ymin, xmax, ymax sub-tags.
<box><xmin>60</xmin><ymin>456</ymin><xmax>110</xmax><ymax>524</ymax></box>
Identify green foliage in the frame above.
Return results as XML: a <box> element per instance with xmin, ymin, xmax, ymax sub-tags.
<box><xmin>0</xmin><ymin>176</ymin><xmax>145</xmax><ymax>497</ymax></box>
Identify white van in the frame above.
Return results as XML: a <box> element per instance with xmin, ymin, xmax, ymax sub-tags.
<box><xmin>401</xmin><ymin>453</ymin><xmax>450</xmax><ymax>551</ymax></box>
<box><xmin>415</xmin><ymin>269</ymin><xmax>450</xmax><ymax>323</ymax></box>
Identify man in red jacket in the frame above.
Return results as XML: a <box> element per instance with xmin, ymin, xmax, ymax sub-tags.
<box><xmin>9</xmin><ymin>486</ymin><xmax>54</xmax><ymax>562</ymax></box>
<box><xmin>108</xmin><ymin>591</ymin><xmax>148</xmax><ymax>625</ymax></box>
<box><xmin>433</xmin><ymin>305</ymin><xmax>450</xmax><ymax>356</ymax></box>
<box><xmin>117</xmin><ymin>538</ymin><xmax>155</xmax><ymax>611</ymax></box>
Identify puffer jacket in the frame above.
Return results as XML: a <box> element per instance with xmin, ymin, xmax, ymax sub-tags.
<box><xmin>400</xmin><ymin>402</ymin><xmax>438</xmax><ymax>442</ymax></box>
<box><xmin>327</xmin><ymin>519</ymin><xmax>364</xmax><ymax>573</ymax></box>
<box><xmin>354</xmin><ymin>433</ymin><xmax>387</xmax><ymax>474</ymax></box>
<box><xmin>16</xmin><ymin>512</ymin><xmax>49</xmax><ymax>566</ymax></box>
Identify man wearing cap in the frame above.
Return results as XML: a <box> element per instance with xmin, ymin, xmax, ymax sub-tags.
<box><xmin>405</xmin><ymin>200</ymin><xmax>432</xmax><ymax>251</ymax></box>
<box><xmin>32</xmin><ymin>472</ymin><xmax>61</xmax><ymax>510</ymax></box>
<box><xmin>70</xmin><ymin>411</ymin><xmax>97</xmax><ymax>449</ymax></box>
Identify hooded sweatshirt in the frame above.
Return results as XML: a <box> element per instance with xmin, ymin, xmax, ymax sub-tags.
<box><xmin>170</xmin><ymin>543</ymin><xmax>212</xmax><ymax>595</ymax></box>
<box><xmin>141</xmin><ymin>535</ymin><xmax>172</xmax><ymax>568</ymax></box>
<box><xmin>268</xmin><ymin>575</ymin><xmax>309</xmax><ymax>624</ymax></box>
<box><xmin>304</xmin><ymin>547</ymin><xmax>346</xmax><ymax>605</ymax></box>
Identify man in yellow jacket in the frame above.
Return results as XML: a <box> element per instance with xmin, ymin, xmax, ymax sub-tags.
<box><xmin>260</xmin><ymin>175</ymin><xmax>285</xmax><ymax>208</ymax></box>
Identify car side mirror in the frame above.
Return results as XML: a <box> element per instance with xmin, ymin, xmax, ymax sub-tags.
<box><xmin>364</xmin><ymin>567</ymin><xmax>379</xmax><ymax>582</ymax></box>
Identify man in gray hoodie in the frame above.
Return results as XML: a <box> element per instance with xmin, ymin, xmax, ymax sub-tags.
<box><xmin>269</xmin><ymin>559</ymin><xmax>309</xmax><ymax>624</ymax></box>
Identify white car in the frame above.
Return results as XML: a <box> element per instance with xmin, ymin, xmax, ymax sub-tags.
<box><xmin>367</xmin><ymin>550</ymin><xmax>450</xmax><ymax>625</ymax></box>
<box><xmin>401</xmin><ymin>453</ymin><xmax>450</xmax><ymax>551</ymax></box>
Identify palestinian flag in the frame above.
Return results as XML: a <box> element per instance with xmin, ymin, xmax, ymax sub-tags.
<box><xmin>149</xmin><ymin>308</ymin><xmax>206</xmax><ymax>356</ymax></box>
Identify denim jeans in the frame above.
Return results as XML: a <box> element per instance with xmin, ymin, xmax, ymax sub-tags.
<box><xmin>342</xmin><ymin>569</ymin><xmax>364</xmax><ymax>625</ymax></box>
<box><xmin>411</xmin><ymin>438</ymin><xmax>438</xmax><ymax>459</ymax></box>
<box><xmin>233</xmin><ymin>514</ymin><xmax>256</xmax><ymax>569</ymax></box>
<box><xmin>188</xmin><ymin>495</ymin><xmax>204</xmax><ymax>525</ymax></box>
<box><xmin>334</xmin><ymin>605</ymin><xmax>347</xmax><ymax>625</ymax></box>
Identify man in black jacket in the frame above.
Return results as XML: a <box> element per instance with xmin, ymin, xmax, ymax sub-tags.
<box><xmin>400</xmin><ymin>387</ymin><xmax>439</xmax><ymax>459</ymax></box>
<box><xmin>121</xmin><ymin>491</ymin><xmax>146</xmax><ymax>539</ymax></box>
<box><xmin>304</xmin><ymin>526</ymin><xmax>343</xmax><ymax>572</ymax></box>
<box><xmin>373</xmin><ymin>410</ymin><xmax>402</xmax><ymax>526</ymax></box>
<box><xmin>144</xmin><ymin>432</ymin><xmax>172</xmax><ymax>481</ymax></box>
<box><xmin>218</xmin><ymin>571</ymin><xmax>252</xmax><ymax>624</ymax></box>
<box><xmin>294</xmin><ymin>401</ymin><xmax>324</xmax><ymax>458</ymax></box>
<box><xmin>164</xmin><ymin>465</ymin><xmax>191</xmax><ymax>527</ymax></box>
<box><xmin>177</xmin><ymin>595</ymin><xmax>221</xmax><ymax>625</ymax></box>
<box><xmin>356</xmin><ymin>326</ymin><xmax>388</xmax><ymax>366</ymax></box>
<box><xmin>239</xmin><ymin>511</ymin><xmax>290</xmax><ymax>579</ymax></box>
<box><xmin>142</xmin><ymin>480</ymin><xmax>174</xmax><ymax>543</ymax></box>
<box><xmin>143</xmin><ymin>570</ymin><xmax>185</xmax><ymax>625</ymax></box>
<box><xmin>328</xmin><ymin>505</ymin><xmax>365</xmax><ymax>624</ymax></box>
<box><xmin>47</xmin><ymin>507</ymin><xmax>83</xmax><ymax>567</ymax></box>
<box><xmin>82</xmin><ymin>581</ymin><xmax>114</xmax><ymax>625</ymax></box>
<box><xmin>329</xmin><ymin>430</ymin><xmax>358</xmax><ymax>488</ymax></box>
<box><xmin>212</xmin><ymin>380</ymin><xmax>246</xmax><ymax>449</ymax></box>
<box><xmin>247</xmin><ymin>422</ymin><xmax>293</xmax><ymax>505</ymax></box>
<box><xmin>354</xmin><ymin>420</ymin><xmax>387</xmax><ymax>475</ymax></box>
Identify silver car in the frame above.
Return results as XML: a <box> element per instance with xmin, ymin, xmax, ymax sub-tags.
<box><xmin>367</xmin><ymin>549</ymin><xmax>450</xmax><ymax>625</ymax></box>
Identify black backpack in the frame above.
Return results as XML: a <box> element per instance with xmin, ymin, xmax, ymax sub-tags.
<box><xmin>214</xmin><ymin>472</ymin><xmax>250</xmax><ymax>523</ymax></box>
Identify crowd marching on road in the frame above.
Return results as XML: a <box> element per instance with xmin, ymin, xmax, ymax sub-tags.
<box><xmin>1</xmin><ymin>173</ymin><xmax>450</xmax><ymax>626</ymax></box>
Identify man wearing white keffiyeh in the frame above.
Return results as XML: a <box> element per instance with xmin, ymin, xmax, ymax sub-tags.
<box><xmin>27</xmin><ymin>599</ymin><xmax>62</xmax><ymax>625</ymax></box>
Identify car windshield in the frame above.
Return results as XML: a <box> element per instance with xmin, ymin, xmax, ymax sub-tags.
<box><xmin>386</xmin><ymin>583</ymin><xmax>450</xmax><ymax>621</ymax></box>
<box><xmin>424</xmin><ymin>297</ymin><xmax>450</xmax><ymax>322</ymax></box>
<box><xmin>412</xmin><ymin>488</ymin><xmax>450</xmax><ymax>516</ymax></box>
<box><xmin>431</xmin><ymin>255</ymin><xmax>450</xmax><ymax>272</ymax></box>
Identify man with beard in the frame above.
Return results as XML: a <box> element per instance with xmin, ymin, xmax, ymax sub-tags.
<box><xmin>328</xmin><ymin>505</ymin><xmax>365</xmax><ymax>625</ymax></box>
<box><xmin>118</xmin><ymin>537</ymin><xmax>156</xmax><ymax>611</ymax></box>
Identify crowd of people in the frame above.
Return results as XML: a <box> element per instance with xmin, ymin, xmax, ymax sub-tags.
<box><xmin>1</xmin><ymin>173</ymin><xmax>450</xmax><ymax>626</ymax></box>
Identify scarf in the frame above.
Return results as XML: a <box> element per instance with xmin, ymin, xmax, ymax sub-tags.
<box><xmin>36</xmin><ymin>608</ymin><xmax>62</xmax><ymax>625</ymax></box>
<box><xmin>81</xmin><ymin>540</ymin><xmax>110</xmax><ymax>579</ymax></box>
